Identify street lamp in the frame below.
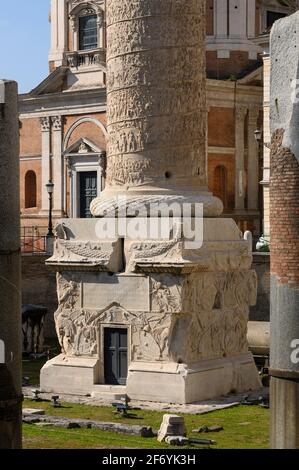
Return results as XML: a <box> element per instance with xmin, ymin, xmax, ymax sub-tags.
<box><xmin>46</xmin><ymin>180</ymin><xmax>54</xmax><ymax>238</ymax></box>
<box><xmin>254</xmin><ymin>128</ymin><xmax>262</xmax><ymax>143</ymax></box>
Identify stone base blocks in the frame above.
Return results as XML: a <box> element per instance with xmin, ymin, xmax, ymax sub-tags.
<box><xmin>40</xmin><ymin>217</ymin><xmax>261</xmax><ymax>404</ymax></box>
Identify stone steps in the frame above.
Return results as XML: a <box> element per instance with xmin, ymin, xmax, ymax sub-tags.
<box><xmin>92</xmin><ymin>385</ymin><xmax>127</xmax><ymax>401</ymax></box>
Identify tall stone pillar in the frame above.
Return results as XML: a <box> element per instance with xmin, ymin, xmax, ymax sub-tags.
<box><xmin>270</xmin><ymin>13</ymin><xmax>299</xmax><ymax>449</ymax></box>
<box><xmin>0</xmin><ymin>80</ymin><xmax>22</xmax><ymax>448</ymax></box>
<box><xmin>247</xmin><ymin>107</ymin><xmax>260</xmax><ymax>211</ymax></box>
<box><xmin>41</xmin><ymin>0</ymin><xmax>260</xmax><ymax>404</ymax></box>
<box><xmin>51</xmin><ymin>115</ymin><xmax>64</xmax><ymax>216</ymax></box>
<box><xmin>40</xmin><ymin>117</ymin><xmax>51</xmax><ymax>214</ymax></box>
<box><xmin>234</xmin><ymin>106</ymin><xmax>247</xmax><ymax>211</ymax></box>
<box><xmin>91</xmin><ymin>0</ymin><xmax>222</xmax><ymax>217</ymax></box>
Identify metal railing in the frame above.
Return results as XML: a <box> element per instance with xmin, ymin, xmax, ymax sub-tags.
<box><xmin>21</xmin><ymin>226</ymin><xmax>48</xmax><ymax>254</ymax></box>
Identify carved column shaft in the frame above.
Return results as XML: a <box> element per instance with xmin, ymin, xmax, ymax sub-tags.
<box><xmin>91</xmin><ymin>0</ymin><xmax>223</xmax><ymax>217</ymax></box>
<box><xmin>106</xmin><ymin>0</ymin><xmax>206</xmax><ymax>191</ymax></box>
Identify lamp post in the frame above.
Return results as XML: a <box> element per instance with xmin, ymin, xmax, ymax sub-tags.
<box><xmin>254</xmin><ymin>128</ymin><xmax>270</xmax><ymax>252</ymax></box>
<box><xmin>46</xmin><ymin>180</ymin><xmax>54</xmax><ymax>253</ymax></box>
<box><xmin>254</xmin><ymin>128</ymin><xmax>262</xmax><ymax>143</ymax></box>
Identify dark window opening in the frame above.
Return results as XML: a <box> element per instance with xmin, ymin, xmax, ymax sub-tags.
<box><xmin>213</xmin><ymin>165</ymin><xmax>228</xmax><ymax>210</ymax></box>
<box><xmin>25</xmin><ymin>171</ymin><xmax>37</xmax><ymax>209</ymax></box>
<box><xmin>266</xmin><ymin>11</ymin><xmax>287</xmax><ymax>29</ymax></box>
<box><xmin>79</xmin><ymin>14</ymin><xmax>98</xmax><ymax>51</ymax></box>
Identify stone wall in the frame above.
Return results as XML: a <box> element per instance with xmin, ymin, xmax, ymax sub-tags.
<box><xmin>250</xmin><ymin>252</ymin><xmax>270</xmax><ymax>322</ymax></box>
<box><xmin>21</xmin><ymin>255</ymin><xmax>57</xmax><ymax>339</ymax></box>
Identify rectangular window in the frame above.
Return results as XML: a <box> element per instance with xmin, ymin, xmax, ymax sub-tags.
<box><xmin>79</xmin><ymin>15</ymin><xmax>98</xmax><ymax>51</ymax></box>
<box><xmin>266</xmin><ymin>11</ymin><xmax>286</xmax><ymax>29</ymax></box>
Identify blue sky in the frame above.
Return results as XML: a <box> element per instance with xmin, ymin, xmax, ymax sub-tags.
<box><xmin>0</xmin><ymin>1</ymin><xmax>50</xmax><ymax>93</ymax></box>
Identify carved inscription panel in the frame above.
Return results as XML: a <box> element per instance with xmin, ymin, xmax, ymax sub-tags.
<box><xmin>82</xmin><ymin>273</ymin><xmax>150</xmax><ymax>310</ymax></box>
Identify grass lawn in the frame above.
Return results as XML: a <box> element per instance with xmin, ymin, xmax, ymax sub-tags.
<box><xmin>22</xmin><ymin>338</ymin><xmax>59</xmax><ymax>386</ymax></box>
<box><xmin>22</xmin><ymin>357</ymin><xmax>48</xmax><ymax>385</ymax></box>
<box><xmin>23</xmin><ymin>399</ymin><xmax>269</xmax><ymax>449</ymax></box>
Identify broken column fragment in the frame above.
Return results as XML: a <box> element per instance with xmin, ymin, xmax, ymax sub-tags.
<box><xmin>269</xmin><ymin>13</ymin><xmax>299</xmax><ymax>449</ymax></box>
<box><xmin>0</xmin><ymin>80</ymin><xmax>22</xmax><ymax>449</ymax></box>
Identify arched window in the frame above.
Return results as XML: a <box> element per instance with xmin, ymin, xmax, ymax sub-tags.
<box><xmin>25</xmin><ymin>171</ymin><xmax>37</xmax><ymax>209</ymax></box>
<box><xmin>79</xmin><ymin>14</ymin><xmax>98</xmax><ymax>50</ymax></box>
<box><xmin>213</xmin><ymin>165</ymin><xmax>228</xmax><ymax>209</ymax></box>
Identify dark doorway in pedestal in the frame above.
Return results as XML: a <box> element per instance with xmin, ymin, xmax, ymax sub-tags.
<box><xmin>79</xmin><ymin>171</ymin><xmax>97</xmax><ymax>218</ymax></box>
<box><xmin>104</xmin><ymin>328</ymin><xmax>128</xmax><ymax>385</ymax></box>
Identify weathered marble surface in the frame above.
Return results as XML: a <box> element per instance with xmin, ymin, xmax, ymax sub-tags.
<box><xmin>91</xmin><ymin>0</ymin><xmax>222</xmax><ymax>217</ymax></box>
<box><xmin>41</xmin><ymin>218</ymin><xmax>261</xmax><ymax>402</ymax></box>
<box><xmin>0</xmin><ymin>80</ymin><xmax>22</xmax><ymax>448</ymax></box>
<box><xmin>41</xmin><ymin>1</ymin><xmax>260</xmax><ymax>403</ymax></box>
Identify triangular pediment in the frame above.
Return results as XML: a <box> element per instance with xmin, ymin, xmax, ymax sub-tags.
<box><xmin>238</xmin><ymin>66</ymin><xmax>263</xmax><ymax>86</ymax></box>
<box><xmin>64</xmin><ymin>137</ymin><xmax>103</xmax><ymax>155</ymax></box>
<box><xmin>30</xmin><ymin>66</ymin><xmax>69</xmax><ymax>96</ymax></box>
<box><xmin>97</xmin><ymin>302</ymin><xmax>138</xmax><ymax>324</ymax></box>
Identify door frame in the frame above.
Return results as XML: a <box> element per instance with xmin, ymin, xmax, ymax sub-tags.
<box><xmin>69</xmin><ymin>154</ymin><xmax>103</xmax><ymax>218</ymax></box>
<box><xmin>98</xmin><ymin>324</ymin><xmax>131</xmax><ymax>385</ymax></box>
<box><xmin>78</xmin><ymin>170</ymin><xmax>98</xmax><ymax>218</ymax></box>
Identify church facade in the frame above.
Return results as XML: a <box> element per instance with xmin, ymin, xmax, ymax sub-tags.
<box><xmin>19</xmin><ymin>0</ymin><xmax>295</xmax><ymax>241</ymax></box>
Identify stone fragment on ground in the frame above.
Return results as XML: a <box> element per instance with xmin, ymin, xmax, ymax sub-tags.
<box><xmin>165</xmin><ymin>436</ymin><xmax>189</xmax><ymax>446</ymax></box>
<box><xmin>157</xmin><ymin>414</ymin><xmax>186</xmax><ymax>442</ymax></box>
<box><xmin>23</xmin><ymin>408</ymin><xmax>45</xmax><ymax>416</ymax></box>
<box><xmin>189</xmin><ymin>438</ymin><xmax>216</xmax><ymax>446</ymax></box>
<box><xmin>192</xmin><ymin>425</ymin><xmax>224</xmax><ymax>433</ymax></box>
<box><xmin>22</xmin><ymin>413</ymin><xmax>154</xmax><ymax>437</ymax></box>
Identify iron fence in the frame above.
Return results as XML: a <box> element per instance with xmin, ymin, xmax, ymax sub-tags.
<box><xmin>21</xmin><ymin>226</ymin><xmax>48</xmax><ymax>254</ymax></box>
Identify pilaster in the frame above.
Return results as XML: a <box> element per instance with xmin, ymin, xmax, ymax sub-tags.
<box><xmin>51</xmin><ymin>116</ymin><xmax>64</xmax><ymax>216</ymax></box>
<box><xmin>40</xmin><ymin>117</ymin><xmax>51</xmax><ymax>214</ymax></box>
<box><xmin>235</xmin><ymin>106</ymin><xmax>247</xmax><ymax>211</ymax></box>
<box><xmin>248</xmin><ymin>107</ymin><xmax>260</xmax><ymax>211</ymax></box>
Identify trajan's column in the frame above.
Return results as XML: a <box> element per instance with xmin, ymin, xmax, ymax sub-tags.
<box><xmin>90</xmin><ymin>0</ymin><xmax>222</xmax><ymax>217</ymax></box>
<box><xmin>41</xmin><ymin>0</ymin><xmax>261</xmax><ymax>403</ymax></box>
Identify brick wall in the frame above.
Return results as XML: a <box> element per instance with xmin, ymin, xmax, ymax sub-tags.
<box><xmin>208</xmin><ymin>107</ymin><xmax>235</xmax><ymax>147</ymax></box>
<box><xmin>64</xmin><ymin>113</ymin><xmax>107</xmax><ymax>150</ymax></box>
<box><xmin>20</xmin><ymin>118</ymin><xmax>42</xmax><ymax>156</ymax></box>
<box><xmin>270</xmin><ymin>129</ymin><xmax>299</xmax><ymax>285</ymax></box>
<box><xmin>206</xmin><ymin>51</ymin><xmax>261</xmax><ymax>80</ymax></box>
<box><xmin>20</xmin><ymin>159</ymin><xmax>42</xmax><ymax>212</ymax></box>
<box><xmin>208</xmin><ymin>153</ymin><xmax>235</xmax><ymax>211</ymax></box>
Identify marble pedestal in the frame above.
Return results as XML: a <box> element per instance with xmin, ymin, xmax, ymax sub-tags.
<box><xmin>40</xmin><ymin>218</ymin><xmax>261</xmax><ymax>403</ymax></box>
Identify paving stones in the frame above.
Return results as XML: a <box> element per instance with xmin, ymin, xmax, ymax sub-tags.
<box><xmin>23</xmin><ymin>387</ymin><xmax>269</xmax><ymax>415</ymax></box>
